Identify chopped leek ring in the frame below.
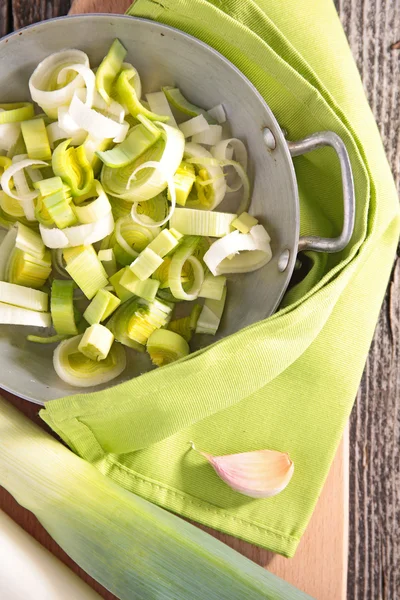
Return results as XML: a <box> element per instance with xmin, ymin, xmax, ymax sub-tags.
<box><xmin>109</xmin><ymin>267</ymin><xmax>135</xmax><ymax>303</ymax></box>
<box><xmin>96</xmin><ymin>121</ymin><xmax>161</xmax><ymax>168</ymax></box>
<box><xmin>162</xmin><ymin>87</ymin><xmax>217</xmax><ymax>124</ymax></box>
<box><xmin>0</xmin><ymin>227</ymin><xmax>17</xmax><ymax>280</ymax></box>
<box><xmin>199</xmin><ymin>273</ymin><xmax>226</xmax><ymax>301</ymax></box>
<box><xmin>1</xmin><ymin>159</ymin><xmax>47</xmax><ymax>220</ymax></box>
<box><xmin>68</xmin><ymin>94</ymin><xmax>129</xmax><ymax>143</ymax></box>
<box><xmin>109</xmin><ymin>297</ymin><xmax>172</xmax><ymax>348</ymax></box>
<box><xmin>147</xmin><ymin>229</ymin><xmax>179</xmax><ymax>257</ymax></box>
<box><xmin>136</xmin><ymin>194</ymin><xmax>169</xmax><ymax>224</ymax></box>
<box><xmin>184</xmin><ymin>143</ymin><xmax>226</xmax><ymax>209</ymax></box>
<box><xmin>83</xmin><ymin>289</ymin><xmax>121</xmax><ymax>325</ymax></box>
<box><xmin>33</xmin><ymin>176</ymin><xmax>63</xmax><ymax>198</ymax></box>
<box><xmin>29</xmin><ymin>49</ymin><xmax>89</xmax><ymax>118</ymax></box>
<box><xmin>0</xmin><ymin>302</ymin><xmax>51</xmax><ymax>328</ymax></box>
<box><xmin>168</xmin><ymin>304</ymin><xmax>202</xmax><ymax>342</ymax></box>
<box><xmin>47</xmin><ymin>120</ymin><xmax>86</xmax><ymax>149</ymax></box>
<box><xmin>7</xmin><ymin>248</ymin><xmax>52</xmax><ymax>289</ymax></box>
<box><xmin>58</xmin><ymin>63</ymin><xmax>96</xmax><ymax>109</ymax></box>
<box><xmin>65</xmin><ymin>247</ymin><xmax>108</xmax><ymax>300</ymax></box>
<box><xmin>52</xmin><ymin>139</ymin><xmax>94</xmax><ymax>198</ymax></box>
<box><xmin>129</xmin><ymin>159</ymin><xmax>177</xmax><ymax>227</ymax></box>
<box><xmin>96</xmin><ymin>39</ymin><xmax>127</xmax><ymax>105</ymax></box>
<box><xmin>40</xmin><ymin>211</ymin><xmax>114</xmax><ymax>249</ymax></box>
<box><xmin>168</xmin><ymin>161</ymin><xmax>196</xmax><ymax>207</ymax></box>
<box><xmin>15</xmin><ymin>222</ymin><xmax>45</xmax><ymax>259</ymax></box>
<box><xmin>0</xmin><ymin>122</ymin><xmax>21</xmax><ymax>152</ymax></box>
<box><xmin>179</xmin><ymin>115</ymin><xmax>209</xmax><ymax>138</ymax></box>
<box><xmin>146</xmin><ymin>91</ymin><xmax>178</xmax><ymax>128</ymax></box>
<box><xmin>78</xmin><ymin>324</ymin><xmax>114</xmax><ymax>361</ymax></box>
<box><xmin>27</xmin><ymin>333</ymin><xmax>69</xmax><ymax>344</ymax></box>
<box><xmin>212</xmin><ymin>138</ymin><xmax>248</xmax><ymax>193</ymax></box>
<box><xmin>232</xmin><ymin>212</ymin><xmax>258</xmax><ymax>234</ymax></box>
<box><xmin>20</xmin><ymin>118</ymin><xmax>52</xmax><ymax>160</ymax></box>
<box><xmin>147</xmin><ymin>328</ymin><xmax>189</xmax><ymax>367</ymax></box>
<box><xmin>72</xmin><ymin>181</ymin><xmax>111</xmax><ymax>224</ymax></box>
<box><xmin>53</xmin><ymin>334</ymin><xmax>126</xmax><ymax>387</ymax></box>
<box><xmin>0</xmin><ymin>281</ymin><xmax>48</xmax><ymax>312</ymax></box>
<box><xmin>114</xmin><ymin>215</ymin><xmax>158</xmax><ymax>260</ymax></box>
<box><xmin>0</xmin><ymin>191</ymin><xmax>25</xmax><ymax>221</ymax></box>
<box><xmin>51</xmin><ymin>279</ymin><xmax>78</xmax><ymax>335</ymax></box>
<box><xmin>130</xmin><ymin>248</ymin><xmax>164</xmax><ymax>281</ymax></box>
<box><xmin>169</xmin><ymin>208</ymin><xmax>235</xmax><ymax>237</ymax></box>
<box><xmin>169</xmin><ymin>236</ymin><xmax>204</xmax><ymax>301</ymax></box>
<box><xmin>43</xmin><ymin>188</ymin><xmax>77</xmax><ymax>229</ymax></box>
<box><xmin>192</xmin><ymin>125</ymin><xmax>223</xmax><ymax>146</ymax></box>
<box><xmin>196</xmin><ymin>287</ymin><xmax>227</xmax><ymax>335</ymax></box>
<box><xmin>207</xmin><ymin>104</ymin><xmax>226</xmax><ymax>124</ymax></box>
<box><xmin>83</xmin><ymin>135</ymin><xmax>114</xmax><ymax>178</ymax></box>
<box><xmin>119</xmin><ymin>268</ymin><xmax>160</xmax><ymax>301</ymax></box>
<box><xmin>98</xmin><ymin>248</ymin><xmax>117</xmax><ymax>277</ymax></box>
<box><xmin>0</xmin><ymin>102</ymin><xmax>34</xmax><ymax>124</ymax></box>
<box><xmin>116</xmin><ymin>69</ymin><xmax>169</xmax><ymax>123</ymax></box>
<box><xmin>203</xmin><ymin>225</ymin><xmax>272</xmax><ymax>275</ymax></box>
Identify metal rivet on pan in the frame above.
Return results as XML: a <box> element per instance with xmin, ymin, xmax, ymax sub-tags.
<box><xmin>278</xmin><ymin>249</ymin><xmax>290</xmax><ymax>272</ymax></box>
<box><xmin>263</xmin><ymin>127</ymin><xmax>276</xmax><ymax>150</ymax></box>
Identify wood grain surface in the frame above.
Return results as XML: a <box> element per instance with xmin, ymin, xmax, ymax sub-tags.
<box><xmin>0</xmin><ymin>0</ymin><xmax>399</xmax><ymax>598</ymax></box>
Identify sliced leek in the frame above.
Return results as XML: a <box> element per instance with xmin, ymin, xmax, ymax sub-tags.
<box><xmin>108</xmin><ymin>297</ymin><xmax>172</xmax><ymax>348</ymax></box>
<box><xmin>168</xmin><ymin>161</ymin><xmax>196</xmax><ymax>207</ymax></box>
<box><xmin>78</xmin><ymin>324</ymin><xmax>114</xmax><ymax>361</ymax></box>
<box><xmin>119</xmin><ymin>268</ymin><xmax>160</xmax><ymax>301</ymax></box>
<box><xmin>39</xmin><ymin>212</ymin><xmax>114</xmax><ymax>248</ymax></box>
<box><xmin>72</xmin><ymin>181</ymin><xmax>111</xmax><ymax>224</ymax></box>
<box><xmin>96</xmin><ymin>120</ymin><xmax>161</xmax><ymax>168</ymax></box>
<box><xmin>169</xmin><ymin>236</ymin><xmax>204</xmax><ymax>301</ymax></box>
<box><xmin>1</xmin><ymin>158</ymin><xmax>47</xmax><ymax>220</ymax></box>
<box><xmin>192</xmin><ymin>125</ymin><xmax>223</xmax><ymax>146</ymax></box>
<box><xmin>98</xmin><ymin>248</ymin><xmax>117</xmax><ymax>277</ymax></box>
<box><xmin>147</xmin><ymin>229</ymin><xmax>179</xmax><ymax>257</ymax></box>
<box><xmin>169</xmin><ymin>208</ymin><xmax>235</xmax><ymax>237</ymax></box>
<box><xmin>0</xmin><ymin>302</ymin><xmax>51</xmax><ymax>327</ymax></box>
<box><xmin>65</xmin><ymin>246</ymin><xmax>108</xmax><ymax>299</ymax></box>
<box><xmin>51</xmin><ymin>279</ymin><xmax>78</xmax><ymax>335</ymax></box>
<box><xmin>163</xmin><ymin>87</ymin><xmax>216</xmax><ymax>124</ymax></box>
<box><xmin>53</xmin><ymin>334</ymin><xmax>126</xmax><ymax>387</ymax></box>
<box><xmin>130</xmin><ymin>247</ymin><xmax>164</xmax><ymax>281</ymax></box>
<box><xmin>15</xmin><ymin>222</ymin><xmax>45</xmax><ymax>259</ymax></box>
<box><xmin>20</xmin><ymin>118</ymin><xmax>52</xmax><ymax>161</ymax></box>
<box><xmin>179</xmin><ymin>114</ymin><xmax>209</xmax><ymax>138</ymax></box>
<box><xmin>147</xmin><ymin>328</ymin><xmax>189</xmax><ymax>367</ymax></box>
<box><xmin>68</xmin><ymin>94</ymin><xmax>129</xmax><ymax>143</ymax></box>
<box><xmin>7</xmin><ymin>248</ymin><xmax>52</xmax><ymax>289</ymax></box>
<box><xmin>232</xmin><ymin>211</ymin><xmax>258</xmax><ymax>234</ymax></box>
<box><xmin>83</xmin><ymin>289</ymin><xmax>121</xmax><ymax>325</ymax></box>
<box><xmin>109</xmin><ymin>267</ymin><xmax>135</xmax><ymax>303</ymax></box>
<box><xmin>0</xmin><ymin>281</ymin><xmax>48</xmax><ymax>312</ymax></box>
<box><xmin>167</xmin><ymin>303</ymin><xmax>202</xmax><ymax>342</ymax></box>
<box><xmin>52</xmin><ymin>139</ymin><xmax>94</xmax><ymax>198</ymax></box>
<box><xmin>184</xmin><ymin>143</ymin><xmax>226</xmax><ymax>209</ymax></box>
<box><xmin>199</xmin><ymin>273</ymin><xmax>226</xmax><ymax>301</ymax></box>
<box><xmin>196</xmin><ymin>287</ymin><xmax>227</xmax><ymax>335</ymax></box>
<box><xmin>116</xmin><ymin>69</ymin><xmax>169</xmax><ymax>123</ymax></box>
<box><xmin>0</xmin><ymin>102</ymin><xmax>34</xmax><ymax>124</ymax></box>
<box><xmin>146</xmin><ymin>91</ymin><xmax>178</xmax><ymax>127</ymax></box>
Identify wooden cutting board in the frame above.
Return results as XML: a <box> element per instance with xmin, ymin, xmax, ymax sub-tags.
<box><xmin>0</xmin><ymin>2</ymin><xmax>349</xmax><ymax>597</ymax></box>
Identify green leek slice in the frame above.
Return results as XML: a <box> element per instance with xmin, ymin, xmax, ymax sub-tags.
<box><xmin>15</xmin><ymin>222</ymin><xmax>45</xmax><ymax>259</ymax></box>
<box><xmin>51</xmin><ymin>279</ymin><xmax>78</xmax><ymax>335</ymax></box>
<box><xmin>98</xmin><ymin>248</ymin><xmax>117</xmax><ymax>277</ymax></box>
<box><xmin>95</xmin><ymin>39</ymin><xmax>127</xmax><ymax>104</ymax></box>
<box><xmin>196</xmin><ymin>287</ymin><xmax>227</xmax><ymax>335</ymax></box>
<box><xmin>162</xmin><ymin>87</ymin><xmax>217</xmax><ymax>124</ymax></box>
<box><xmin>147</xmin><ymin>229</ymin><xmax>179</xmax><ymax>257</ymax></box>
<box><xmin>96</xmin><ymin>120</ymin><xmax>161</xmax><ymax>168</ymax></box>
<box><xmin>72</xmin><ymin>181</ymin><xmax>111</xmax><ymax>224</ymax></box>
<box><xmin>109</xmin><ymin>267</ymin><xmax>135</xmax><ymax>303</ymax></box>
<box><xmin>130</xmin><ymin>248</ymin><xmax>164</xmax><ymax>281</ymax></box>
<box><xmin>169</xmin><ymin>236</ymin><xmax>204</xmax><ymax>301</ymax></box>
<box><xmin>231</xmin><ymin>212</ymin><xmax>258</xmax><ymax>234</ymax></box>
<box><xmin>167</xmin><ymin>304</ymin><xmax>202</xmax><ymax>342</ymax></box>
<box><xmin>0</xmin><ymin>156</ymin><xmax>12</xmax><ymax>178</ymax></box>
<box><xmin>147</xmin><ymin>328</ymin><xmax>189</xmax><ymax>367</ymax></box>
<box><xmin>0</xmin><ymin>281</ymin><xmax>48</xmax><ymax>312</ymax></box>
<box><xmin>20</xmin><ymin>118</ymin><xmax>52</xmax><ymax>161</ymax></box>
<box><xmin>116</xmin><ymin>68</ymin><xmax>169</xmax><ymax>122</ymax></box>
<box><xmin>65</xmin><ymin>246</ymin><xmax>108</xmax><ymax>300</ymax></box>
<box><xmin>0</xmin><ymin>302</ymin><xmax>51</xmax><ymax>327</ymax></box>
<box><xmin>78</xmin><ymin>324</ymin><xmax>114</xmax><ymax>361</ymax></box>
<box><xmin>27</xmin><ymin>333</ymin><xmax>69</xmax><ymax>344</ymax></box>
<box><xmin>199</xmin><ymin>273</ymin><xmax>226</xmax><ymax>301</ymax></box>
<box><xmin>168</xmin><ymin>161</ymin><xmax>196</xmax><ymax>207</ymax></box>
<box><xmin>83</xmin><ymin>289</ymin><xmax>121</xmax><ymax>325</ymax></box>
<box><xmin>43</xmin><ymin>187</ymin><xmax>77</xmax><ymax>229</ymax></box>
<box><xmin>170</xmin><ymin>208</ymin><xmax>235</xmax><ymax>237</ymax></box>
<box><xmin>0</xmin><ymin>102</ymin><xmax>34</xmax><ymax>124</ymax></box>
<box><xmin>119</xmin><ymin>268</ymin><xmax>160</xmax><ymax>301</ymax></box>
<box><xmin>53</xmin><ymin>334</ymin><xmax>126</xmax><ymax>387</ymax></box>
<box><xmin>184</xmin><ymin>143</ymin><xmax>226</xmax><ymax>210</ymax></box>
<box><xmin>52</xmin><ymin>139</ymin><xmax>94</xmax><ymax>198</ymax></box>
<box><xmin>7</xmin><ymin>248</ymin><xmax>52</xmax><ymax>289</ymax></box>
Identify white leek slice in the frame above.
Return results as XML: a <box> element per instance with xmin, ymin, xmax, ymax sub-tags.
<box><xmin>147</xmin><ymin>328</ymin><xmax>189</xmax><ymax>367</ymax></box>
<box><xmin>198</xmin><ymin>274</ymin><xmax>226</xmax><ymax>301</ymax></box>
<box><xmin>146</xmin><ymin>92</ymin><xmax>178</xmax><ymax>128</ymax></box>
<box><xmin>72</xmin><ymin>182</ymin><xmax>111</xmax><ymax>224</ymax></box>
<box><xmin>40</xmin><ymin>212</ymin><xmax>114</xmax><ymax>249</ymax></box>
<box><xmin>129</xmin><ymin>160</ymin><xmax>177</xmax><ymax>228</ymax></box>
<box><xmin>192</xmin><ymin>125</ymin><xmax>223</xmax><ymax>146</ymax></box>
<box><xmin>196</xmin><ymin>287</ymin><xmax>227</xmax><ymax>335</ymax></box>
<box><xmin>0</xmin><ymin>281</ymin><xmax>48</xmax><ymax>311</ymax></box>
<box><xmin>93</xmin><ymin>92</ymin><xmax>126</xmax><ymax>124</ymax></box>
<box><xmin>47</xmin><ymin>122</ymin><xmax>86</xmax><ymax>148</ymax></box>
<box><xmin>114</xmin><ymin>215</ymin><xmax>158</xmax><ymax>260</ymax></box>
<box><xmin>203</xmin><ymin>225</ymin><xmax>272</xmax><ymax>275</ymax></box>
<box><xmin>179</xmin><ymin>115</ymin><xmax>209</xmax><ymax>138</ymax></box>
<box><xmin>53</xmin><ymin>334</ymin><xmax>126</xmax><ymax>387</ymax></box>
<box><xmin>184</xmin><ymin>143</ymin><xmax>226</xmax><ymax>209</ymax></box>
<box><xmin>15</xmin><ymin>222</ymin><xmax>45</xmax><ymax>259</ymax></box>
<box><xmin>68</xmin><ymin>94</ymin><xmax>129</xmax><ymax>143</ymax></box>
<box><xmin>1</xmin><ymin>158</ymin><xmax>47</xmax><ymax>203</ymax></box>
<box><xmin>0</xmin><ymin>122</ymin><xmax>21</xmax><ymax>152</ymax></box>
<box><xmin>58</xmin><ymin>63</ymin><xmax>96</xmax><ymax>108</ymax></box>
<box><xmin>212</xmin><ymin>138</ymin><xmax>248</xmax><ymax>193</ymax></box>
<box><xmin>169</xmin><ymin>236</ymin><xmax>204</xmax><ymax>301</ymax></box>
<box><xmin>29</xmin><ymin>50</ymin><xmax>89</xmax><ymax>118</ymax></box>
<box><xmin>169</xmin><ymin>207</ymin><xmax>235</xmax><ymax>237</ymax></box>
<box><xmin>78</xmin><ymin>324</ymin><xmax>114</xmax><ymax>361</ymax></box>
<box><xmin>207</xmin><ymin>104</ymin><xmax>226</xmax><ymax>124</ymax></box>
<box><xmin>0</xmin><ymin>302</ymin><xmax>51</xmax><ymax>327</ymax></box>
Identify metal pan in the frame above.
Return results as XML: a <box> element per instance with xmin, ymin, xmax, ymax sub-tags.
<box><xmin>0</xmin><ymin>15</ymin><xmax>355</xmax><ymax>403</ymax></box>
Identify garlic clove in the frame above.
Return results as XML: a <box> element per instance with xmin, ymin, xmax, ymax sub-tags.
<box><xmin>190</xmin><ymin>442</ymin><xmax>294</xmax><ymax>498</ymax></box>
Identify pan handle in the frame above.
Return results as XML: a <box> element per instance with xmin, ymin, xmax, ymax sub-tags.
<box><xmin>286</xmin><ymin>131</ymin><xmax>355</xmax><ymax>253</ymax></box>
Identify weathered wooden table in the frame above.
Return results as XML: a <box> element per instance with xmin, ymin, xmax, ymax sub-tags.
<box><xmin>0</xmin><ymin>1</ymin><xmax>399</xmax><ymax>598</ymax></box>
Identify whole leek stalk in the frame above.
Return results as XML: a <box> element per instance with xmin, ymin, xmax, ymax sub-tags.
<box><xmin>0</xmin><ymin>397</ymin><xmax>312</xmax><ymax>600</ymax></box>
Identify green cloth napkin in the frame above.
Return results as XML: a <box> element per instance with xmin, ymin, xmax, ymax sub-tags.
<box><xmin>41</xmin><ymin>0</ymin><xmax>400</xmax><ymax>557</ymax></box>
